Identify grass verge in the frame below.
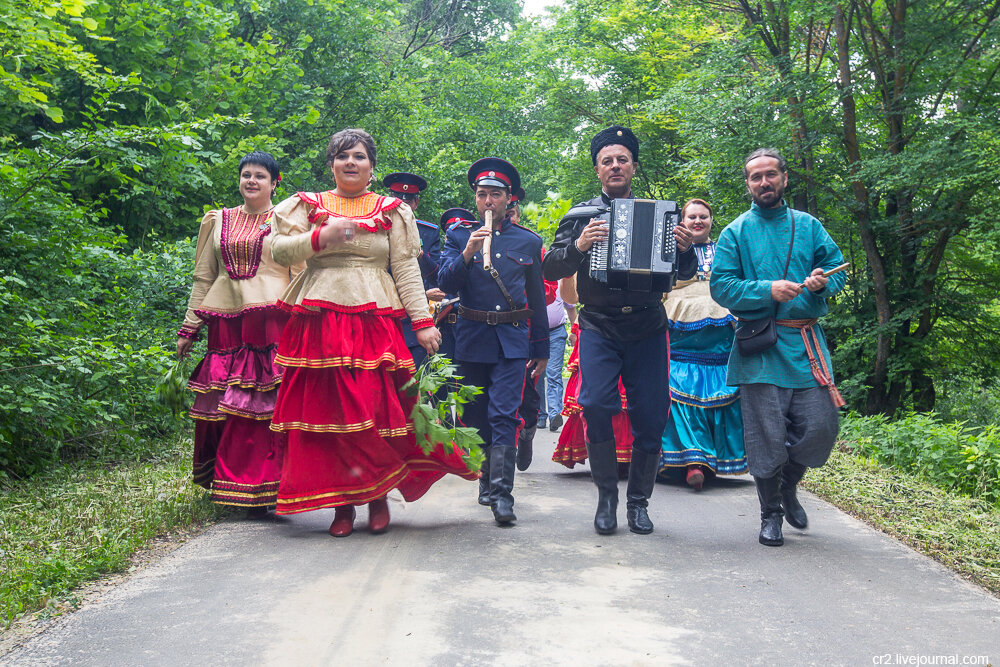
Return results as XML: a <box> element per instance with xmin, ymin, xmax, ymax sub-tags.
<box><xmin>805</xmin><ymin>446</ymin><xmax>1000</xmax><ymax>596</ymax></box>
<box><xmin>0</xmin><ymin>435</ymin><xmax>225</xmax><ymax>628</ymax></box>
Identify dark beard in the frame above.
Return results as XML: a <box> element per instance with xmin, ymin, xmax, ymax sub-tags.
<box><xmin>751</xmin><ymin>186</ymin><xmax>784</xmax><ymax>208</ymax></box>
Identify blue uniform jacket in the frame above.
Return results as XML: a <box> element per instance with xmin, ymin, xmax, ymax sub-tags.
<box><xmin>438</xmin><ymin>216</ymin><xmax>549</xmax><ymax>363</ymax></box>
<box><xmin>402</xmin><ymin>218</ymin><xmax>441</xmax><ymax>348</ymax></box>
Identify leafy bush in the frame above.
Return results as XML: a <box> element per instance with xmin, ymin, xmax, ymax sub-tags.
<box><xmin>841</xmin><ymin>412</ymin><xmax>1000</xmax><ymax>504</ymax></box>
<box><xmin>932</xmin><ymin>376</ymin><xmax>1000</xmax><ymax>432</ymax></box>
<box><xmin>0</xmin><ymin>223</ymin><xmax>194</xmax><ymax>477</ymax></box>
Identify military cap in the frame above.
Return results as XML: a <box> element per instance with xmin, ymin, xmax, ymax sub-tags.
<box><xmin>440</xmin><ymin>207</ymin><xmax>476</xmax><ymax>229</ymax></box>
<box><xmin>467</xmin><ymin>157</ymin><xmax>521</xmax><ymax>193</ymax></box>
<box><xmin>382</xmin><ymin>172</ymin><xmax>427</xmax><ymax>199</ymax></box>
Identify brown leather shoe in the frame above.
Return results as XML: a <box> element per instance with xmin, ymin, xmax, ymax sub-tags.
<box><xmin>329</xmin><ymin>506</ymin><xmax>356</xmax><ymax>537</ymax></box>
<box><xmin>368</xmin><ymin>497</ymin><xmax>390</xmax><ymax>534</ymax></box>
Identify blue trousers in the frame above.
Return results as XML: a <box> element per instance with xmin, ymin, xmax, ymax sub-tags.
<box><xmin>459</xmin><ymin>358</ymin><xmax>528</xmax><ymax>450</ymax></box>
<box><xmin>538</xmin><ymin>324</ymin><xmax>568</xmax><ymax>421</ymax></box>
<box><xmin>578</xmin><ymin>328</ymin><xmax>669</xmax><ymax>454</ymax></box>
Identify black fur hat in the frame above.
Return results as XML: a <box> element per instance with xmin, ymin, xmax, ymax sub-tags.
<box><xmin>590</xmin><ymin>125</ymin><xmax>639</xmax><ymax>165</ymax></box>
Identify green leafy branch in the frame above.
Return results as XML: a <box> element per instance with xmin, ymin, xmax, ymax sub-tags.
<box><xmin>407</xmin><ymin>354</ymin><xmax>485</xmax><ymax>474</ymax></box>
<box><xmin>154</xmin><ymin>357</ymin><xmax>190</xmax><ymax>418</ymax></box>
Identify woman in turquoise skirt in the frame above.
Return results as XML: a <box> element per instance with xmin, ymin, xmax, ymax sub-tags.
<box><xmin>659</xmin><ymin>199</ymin><xmax>748</xmax><ymax>490</ymax></box>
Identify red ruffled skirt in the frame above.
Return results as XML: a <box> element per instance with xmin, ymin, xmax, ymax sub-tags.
<box><xmin>188</xmin><ymin>307</ymin><xmax>288</xmax><ymax>507</ymax></box>
<box><xmin>551</xmin><ymin>336</ymin><xmax>633</xmax><ymax>468</ymax></box>
<box><xmin>270</xmin><ymin>308</ymin><xmax>477</xmax><ymax>515</ymax></box>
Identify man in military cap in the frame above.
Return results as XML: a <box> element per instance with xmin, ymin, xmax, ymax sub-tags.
<box><xmin>383</xmin><ymin>172</ymin><xmax>447</xmax><ymax>367</ymax></box>
<box><xmin>542</xmin><ymin>125</ymin><xmax>697</xmax><ymax>536</ymax></box>
<box><xmin>435</xmin><ymin>207</ymin><xmax>476</xmax><ymax>361</ymax></box>
<box><xmin>438</xmin><ymin>158</ymin><xmax>548</xmax><ymax>525</ymax></box>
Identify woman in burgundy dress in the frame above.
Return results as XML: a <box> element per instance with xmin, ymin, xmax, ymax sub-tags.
<box><xmin>177</xmin><ymin>151</ymin><xmax>302</xmax><ymax>516</ymax></box>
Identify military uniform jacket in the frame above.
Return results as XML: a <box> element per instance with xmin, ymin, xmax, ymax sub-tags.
<box><xmin>401</xmin><ymin>218</ymin><xmax>442</xmax><ymax>348</ymax></box>
<box><xmin>438</xmin><ymin>216</ymin><xmax>549</xmax><ymax>363</ymax></box>
<box><xmin>542</xmin><ymin>192</ymin><xmax>698</xmax><ymax>343</ymax></box>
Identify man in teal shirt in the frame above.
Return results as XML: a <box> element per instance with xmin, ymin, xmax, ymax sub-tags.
<box><xmin>710</xmin><ymin>148</ymin><xmax>846</xmax><ymax>547</ymax></box>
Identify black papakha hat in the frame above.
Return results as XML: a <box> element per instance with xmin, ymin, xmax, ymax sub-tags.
<box><xmin>382</xmin><ymin>172</ymin><xmax>427</xmax><ymax>199</ymax></box>
<box><xmin>467</xmin><ymin>157</ymin><xmax>521</xmax><ymax>194</ymax></box>
<box><xmin>590</xmin><ymin>125</ymin><xmax>639</xmax><ymax>165</ymax></box>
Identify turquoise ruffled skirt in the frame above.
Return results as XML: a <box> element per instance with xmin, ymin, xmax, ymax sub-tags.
<box><xmin>660</xmin><ymin>324</ymin><xmax>748</xmax><ymax>477</ymax></box>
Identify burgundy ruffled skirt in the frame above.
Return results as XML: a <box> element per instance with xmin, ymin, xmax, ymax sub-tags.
<box><xmin>551</xmin><ymin>337</ymin><xmax>634</xmax><ymax>468</ymax></box>
<box><xmin>270</xmin><ymin>308</ymin><xmax>477</xmax><ymax>515</ymax></box>
<box><xmin>188</xmin><ymin>307</ymin><xmax>288</xmax><ymax>507</ymax></box>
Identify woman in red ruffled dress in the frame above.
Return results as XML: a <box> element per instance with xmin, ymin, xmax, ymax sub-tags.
<box><xmin>551</xmin><ymin>274</ymin><xmax>634</xmax><ymax>469</ymax></box>
<box><xmin>269</xmin><ymin>128</ymin><xmax>477</xmax><ymax>537</ymax></box>
<box><xmin>177</xmin><ymin>151</ymin><xmax>302</xmax><ymax>516</ymax></box>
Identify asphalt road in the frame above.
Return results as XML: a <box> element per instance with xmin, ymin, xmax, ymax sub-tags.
<box><xmin>4</xmin><ymin>428</ymin><xmax>999</xmax><ymax>666</ymax></box>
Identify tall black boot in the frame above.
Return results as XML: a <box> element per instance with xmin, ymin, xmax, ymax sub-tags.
<box><xmin>625</xmin><ymin>448</ymin><xmax>658</xmax><ymax>535</ymax></box>
<box><xmin>490</xmin><ymin>445</ymin><xmax>516</xmax><ymax>525</ymax></box>
<box><xmin>781</xmin><ymin>461</ymin><xmax>808</xmax><ymax>529</ymax></box>
<box><xmin>477</xmin><ymin>447</ymin><xmax>491</xmax><ymax>506</ymax></box>
<box><xmin>586</xmin><ymin>439</ymin><xmax>619</xmax><ymax>535</ymax></box>
<box><xmin>754</xmin><ymin>474</ymin><xmax>784</xmax><ymax>546</ymax></box>
<box><xmin>516</xmin><ymin>426</ymin><xmax>535</xmax><ymax>471</ymax></box>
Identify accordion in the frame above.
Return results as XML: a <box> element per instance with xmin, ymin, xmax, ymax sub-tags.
<box><xmin>572</xmin><ymin>198</ymin><xmax>680</xmax><ymax>292</ymax></box>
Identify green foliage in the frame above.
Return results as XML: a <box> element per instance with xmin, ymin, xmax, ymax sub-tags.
<box><xmin>841</xmin><ymin>413</ymin><xmax>1000</xmax><ymax>505</ymax></box>
<box><xmin>0</xmin><ymin>215</ymin><xmax>193</xmax><ymax>475</ymax></box>
<box><xmin>407</xmin><ymin>354</ymin><xmax>485</xmax><ymax>474</ymax></box>
<box><xmin>155</xmin><ymin>358</ymin><xmax>190</xmax><ymax>418</ymax></box>
<box><xmin>521</xmin><ymin>194</ymin><xmax>573</xmax><ymax>246</ymax></box>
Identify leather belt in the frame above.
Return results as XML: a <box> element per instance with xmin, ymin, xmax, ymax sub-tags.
<box><xmin>585</xmin><ymin>304</ymin><xmax>653</xmax><ymax>315</ymax></box>
<box><xmin>458</xmin><ymin>305</ymin><xmax>533</xmax><ymax>325</ymax></box>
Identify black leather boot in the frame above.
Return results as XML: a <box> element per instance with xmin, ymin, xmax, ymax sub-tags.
<box><xmin>516</xmin><ymin>426</ymin><xmax>535</xmax><ymax>471</ymax></box>
<box><xmin>478</xmin><ymin>447</ymin><xmax>491</xmax><ymax>506</ymax></box>
<box><xmin>626</xmin><ymin>448</ymin><xmax>658</xmax><ymax>534</ymax></box>
<box><xmin>586</xmin><ymin>439</ymin><xmax>619</xmax><ymax>534</ymax></box>
<box><xmin>754</xmin><ymin>474</ymin><xmax>784</xmax><ymax>546</ymax></box>
<box><xmin>490</xmin><ymin>445</ymin><xmax>516</xmax><ymax>525</ymax></box>
<box><xmin>781</xmin><ymin>461</ymin><xmax>809</xmax><ymax>529</ymax></box>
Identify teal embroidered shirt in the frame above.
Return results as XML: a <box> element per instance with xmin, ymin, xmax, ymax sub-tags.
<box><xmin>709</xmin><ymin>202</ymin><xmax>846</xmax><ymax>388</ymax></box>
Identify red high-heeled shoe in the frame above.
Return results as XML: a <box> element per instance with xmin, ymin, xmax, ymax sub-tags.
<box><xmin>329</xmin><ymin>506</ymin><xmax>356</xmax><ymax>537</ymax></box>
<box><xmin>368</xmin><ymin>497</ymin><xmax>390</xmax><ymax>534</ymax></box>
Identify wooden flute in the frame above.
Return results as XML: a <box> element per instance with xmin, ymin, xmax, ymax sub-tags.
<box><xmin>482</xmin><ymin>209</ymin><xmax>495</xmax><ymax>270</ymax></box>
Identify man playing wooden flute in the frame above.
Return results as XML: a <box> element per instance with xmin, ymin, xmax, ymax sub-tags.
<box><xmin>438</xmin><ymin>158</ymin><xmax>548</xmax><ymax>526</ymax></box>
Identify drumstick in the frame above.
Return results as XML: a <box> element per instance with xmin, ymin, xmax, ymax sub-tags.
<box><xmin>482</xmin><ymin>209</ymin><xmax>494</xmax><ymax>270</ymax></box>
<box><xmin>799</xmin><ymin>262</ymin><xmax>850</xmax><ymax>288</ymax></box>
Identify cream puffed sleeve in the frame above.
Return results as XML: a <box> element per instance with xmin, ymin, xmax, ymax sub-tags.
<box><xmin>387</xmin><ymin>204</ymin><xmax>434</xmax><ymax>330</ymax></box>
<box><xmin>177</xmin><ymin>210</ymin><xmax>220</xmax><ymax>339</ymax></box>
<box><xmin>270</xmin><ymin>195</ymin><xmax>319</xmax><ymax>267</ymax></box>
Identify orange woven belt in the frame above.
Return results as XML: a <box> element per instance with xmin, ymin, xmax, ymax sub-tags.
<box><xmin>776</xmin><ymin>318</ymin><xmax>846</xmax><ymax>408</ymax></box>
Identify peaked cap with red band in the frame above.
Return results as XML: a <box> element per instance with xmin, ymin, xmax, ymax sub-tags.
<box><xmin>440</xmin><ymin>207</ymin><xmax>475</xmax><ymax>229</ymax></box>
<box><xmin>382</xmin><ymin>172</ymin><xmax>428</xmax><ymax>197</ymax></box>
<box><xmin>467</xmin><ymin>157</ymin><xmax>520</xmax><ymax>194</ymax></box>
<box><xmin>507</xmin><ymin>186</ymin><xmax>526</xmax><ymax>209</ymax></box>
